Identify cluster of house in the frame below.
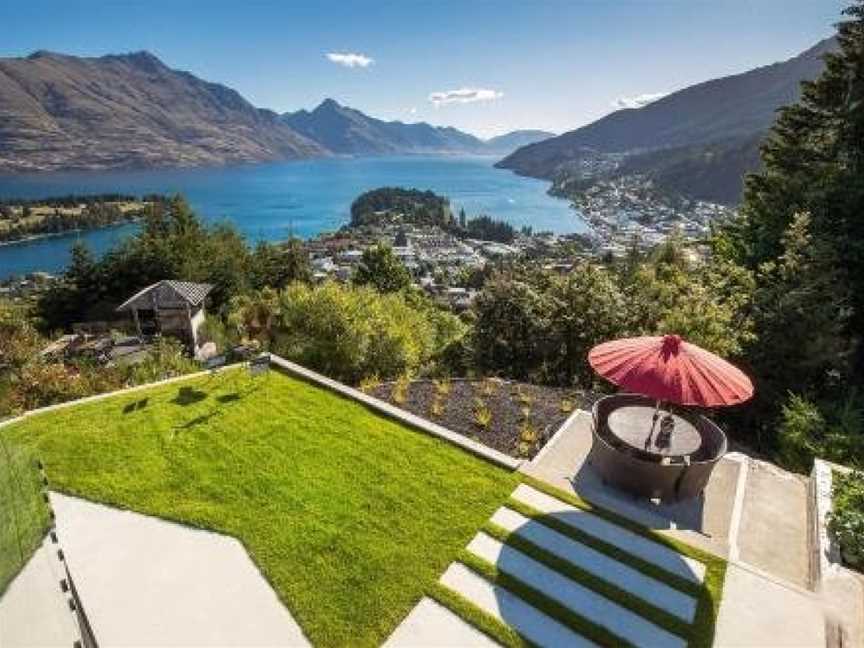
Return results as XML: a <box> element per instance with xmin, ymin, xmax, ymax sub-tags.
<box><xmin>570</xmin><ymin>176</ymin><xmax>733</xmax><ymax>258</ymax></box>
<box><xmin>0</xmin><ymin>271</ymin><xmax>58</xmax><ymax>300</ymax></box>
<box><xmin>304</xmin><ymin>223</ymin><xmax>525</xmax><ymax>309</ymax></box>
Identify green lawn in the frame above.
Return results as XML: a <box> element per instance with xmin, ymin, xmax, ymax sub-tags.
<box><xmin>0</xmin><ymin>434</ymin><xmax>49</xmax><ymax>596</ymax></box>
<box><xmin>1</xmin><ymin>368</ymin><xmax>519</xmax><ymax>647</ymax></box>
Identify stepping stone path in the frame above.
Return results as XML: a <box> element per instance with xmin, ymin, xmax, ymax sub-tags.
<box><xmin>387</xmin><ymin>482</ymin><xmax>709</xmax><ymax>648</ymax></box>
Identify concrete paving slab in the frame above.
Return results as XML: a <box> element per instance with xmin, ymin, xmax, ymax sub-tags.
<box><xmin>439</xmin><ymin>562</ymin><xmax>597</xmax><ymax>648</ymax></box>
<box><xmin>50</xmin><ymin>493</ymin><xmax>309</xmax><ymax>647</ymax></box>
<box><xmin>490</xmin><ymin>506</ymin><xmax>697</xmax><ymax>621</ymax></box>
<box><xmin>737</xmin><ymin>460</ymin><xmax>811</xmax><ymax>588</ymax></box>
<box><xmin>467</xmin><ymin>532</ymin><xmax>686</xmax><ymax>648</ymax></box>
<box><xmin>511</xmin><ymin>484</ymin><xmax>706</xmax><ymax>583</ymax></box>
<box><xmin>384</xmin><ymin>596</ymin><xmax>501</xmax><ymax>647</ymax></box>
<box><xmin>0</xmin><ymin>539</ymin><xmax>80</xmax><ymax>648</ymax></box>
<box><xmin>522</xmin><ymin>410</ymin><xmax>738</xmax><ymax>559</ymax></box>
<box><xmin>714</xmin><ymin>563</ymin><xmax>826</xmax><ymax>647</ymax></box>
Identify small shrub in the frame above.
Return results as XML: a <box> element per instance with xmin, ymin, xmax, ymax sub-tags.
<box><xmin>519</xmin><ymin>421</ymin><xmax>538</xmax><ymax>444</ymax></box>
<box><xmin>560</xmin><ymin>398</ymin><xmax>574</xmax><ymax>413</ymax></box>
<box><xmin>473</xmin><ymin>399</ymin><xmax>492</xmax><ymax>429</ymax></box>
<box><xmin>828</xmin><ymin>470</ymin><xmax>864</xmax><ymax>571</ymax></box>
<box><xmin>777</xmin><ymin>392</ymin><xmax>864</xmax><ymax>473</ymax></box>
<box><xmin>517</xmin><ymin>441</ymin><xmax>533</xmax><ymax>457</ymax></box>
<box><xmin>520</xmin><ymin>406</ymin><xmax>532</xmax><ymax>420</ymax></box>
<box><xmin>429</xmin><ymin>395</ymin><xmax>445</xmax><ymax>418</ymax></box>
<box><xmin>359</xmin><ymin>374</ymin><xmax>381</xmax><ymax>394</ymax></box>
<box><xmin>433</xmin><ymin>377</ymin><xmax>452</xmax><ymax>396</ymax></box>
<box><xmin>513</xmin><ymin>386</ymin><xmax>534</xmax><ymax>407</ymax></box>
<box><xmin>776</xmin><ymin>394</ymin><xmax>824</xmax><ymax>472</ymax></box>
<box><xmin>479</xmin><ymin>378</ymin><xmax>498</xmax><ymax>397</ymax></box>
<box><xmin>391</xmin><ymin>374</ymin><xmax>411</xmax><ymax>405</ymax></box>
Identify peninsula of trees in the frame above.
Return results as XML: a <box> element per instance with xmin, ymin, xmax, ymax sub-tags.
<box><xmin>0</xmin><ymin>194</ymin><xmax>161</xmax><ymax>243</ymax></box>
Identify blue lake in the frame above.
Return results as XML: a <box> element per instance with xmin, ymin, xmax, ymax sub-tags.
<box><xmin>0</xmin><ymin>155</ymin><xmax>583</xmax><ymax>279</ymax></box>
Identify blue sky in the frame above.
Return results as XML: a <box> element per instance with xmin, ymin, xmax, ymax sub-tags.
<box><xmin>0</xmin><ymin>0</ymin><xmax>844</xmax><ymax>137</ymax></box>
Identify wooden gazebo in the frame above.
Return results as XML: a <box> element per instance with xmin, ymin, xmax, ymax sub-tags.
<box><xmin>116</xmin><ymin>280</ymin><xmax>212</xmax><ymax>351</ymax></box>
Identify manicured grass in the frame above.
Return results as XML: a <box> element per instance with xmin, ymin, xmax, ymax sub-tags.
<box><xmin>1</xmin><ymin>368</ymin><xmax>519</xmax><ymax>647</ymax></box>
<box><xmin>0</xmin><ymin>434</ymin><xmax>49</xmax><ymax>596</ymax></box>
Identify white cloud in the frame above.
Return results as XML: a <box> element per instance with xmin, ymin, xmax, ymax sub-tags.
<box><xmin>611</xmin><ymin>92</ymin><xmax>667</xmax><ymax>110</ymax></box>
<box><xmin>429</xmin><ymin>87</ymin><xmax>504</xmax><ymax>107</ymax></box>
<box><xmin>325</xmin><ymin>52</ymin><xmax>374</xmax><ymax>68</ymax></box>
<box><xmin>409</xmin><ymin>106</ymin><xmax>417</xmax><ymax>115</ymax></box>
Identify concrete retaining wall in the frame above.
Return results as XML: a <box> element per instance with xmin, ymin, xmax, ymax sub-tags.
<box><xmin>808</xmin><ymin>459</ymin><xmax>863</xmax><ymax>647</ymax></box>
<box><xmin>809</xmin><ymin>459</ymin><xmax>854</xmax><ymax>583</ymax></box>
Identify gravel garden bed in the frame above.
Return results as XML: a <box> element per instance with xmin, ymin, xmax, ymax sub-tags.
<box><xmin>370</xmin><ymin>378</ymin><xmax>597</xmax><ymax>459</ymax></box>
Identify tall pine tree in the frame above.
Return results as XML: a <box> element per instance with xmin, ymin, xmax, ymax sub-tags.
<box><xmin>723</xmin><ymin>1</ymin><xmax>864</xmax><ymax>388</ymax></box>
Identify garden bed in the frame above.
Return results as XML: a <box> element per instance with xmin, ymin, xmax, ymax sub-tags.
<box><xmin>370</xmin><ymin>378</ymin><xmax>597</xmax><ymax>459</ymax></box>
<box><xmin>830</xmin><ymin>468</ymin><xmax>864</xmax><ymax>574</ymax></box>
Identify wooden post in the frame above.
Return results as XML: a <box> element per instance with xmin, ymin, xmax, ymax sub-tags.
<box><xmin>186</xmin><ymin>302</ymin><xmax>196</xmax><ymax>350</ymax></box>
<box><xmin>132</xmin><ymin>309</ymin><xmax>142</xmax><ymax>339</ymax></box>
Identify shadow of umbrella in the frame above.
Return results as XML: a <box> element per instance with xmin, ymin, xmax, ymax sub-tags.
<box><xmin>481</xmin><ymin>509</ymin><xmax>713</xmax><ymax>647</ymax></box>
<box><xmin>171</xmin><ymin>386</ymin><xmax>207</xmax><ymax>407</ymax></box>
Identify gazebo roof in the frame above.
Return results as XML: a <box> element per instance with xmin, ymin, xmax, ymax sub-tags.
<box><xmin>116</xmin><ymin>280</ymin><xmax>213</xmax><ymax>312</ymax></box>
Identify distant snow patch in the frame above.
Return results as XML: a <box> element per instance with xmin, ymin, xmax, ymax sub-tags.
<box><xmin>611</xmin><ymin>92</ymin><xmax>667</xmax><ymax>110</ymax></box>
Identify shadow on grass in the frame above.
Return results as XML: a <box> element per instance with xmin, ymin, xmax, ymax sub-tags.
<box><xmin>173</xmin><ymin>411</ymin><xmax>221</xmax><ymax>433</ymax></box>
<box><xmin>171</xmin><ymin>387</ymin><xmax>207</xmax><ymax>407</ymax></box>
<box><xmin>216</xmin><ymin>393</ymin><xmax>242</xmax><ymax>404</ymax></box>
<box><xmin>122</xmin><ymin>398</ymin><xmax>149</xmax><ymax>414</ymax></box>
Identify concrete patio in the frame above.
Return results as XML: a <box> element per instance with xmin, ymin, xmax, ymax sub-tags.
<box><xmin>519</xmin><ymin>409</ymin><xmax>854</xmax><ymax>646</ymax></box>
<box><xmin>0</xmin><ymin>493</ymin><xmax>309</xmax><ymax>647</ymax></box>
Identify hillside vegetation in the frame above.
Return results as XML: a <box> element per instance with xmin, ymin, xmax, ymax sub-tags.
<box><xmin>497</xmin><ymin>37</ymin><xmax>836</xmax><ymax>204</ymax></box>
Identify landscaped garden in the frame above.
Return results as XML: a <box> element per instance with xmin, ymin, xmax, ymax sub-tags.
<box><xmin>369</xmin><ymin>378</ymin><xmax>594</xmax><ymax>458</ymax></box>
<box><xmin>0</xmin><ymin>367</ymin><xmax>520</xmax><ymax>647</ymax></box>
<box><xmin>829</xmin><ymin>469</ymin><xmax>864</xmax><ymax>572</ymax></box>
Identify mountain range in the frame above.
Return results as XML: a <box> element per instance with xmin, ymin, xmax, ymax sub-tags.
<box><xmin>0</xmin><ymin>51</ymin><xmax>325</xmax><ymax>172</ymax></box>
<box><xmin>0</xmin><ymin>51</ymin><xmax>553</xmax><ymax>172</ymax></box>
<box><xmin>282</xmin><ymin>99</ymin><xmax>553</xmax><ymax>156</ymax></box>
<box><xmin>497</xmin><ymin>37</ymin><xmax>837</xmax><ymax>204</ymax></box>
<box><xmin>0</xmin><ymin>39</ymin><xmax>837</xmax><ymax>202</ymax></box>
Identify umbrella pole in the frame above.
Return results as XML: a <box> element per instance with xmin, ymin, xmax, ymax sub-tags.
<box><xmin>646</xmin><ymin>399</ymin><xmax>662</xmax><ymax>448</ymax></box>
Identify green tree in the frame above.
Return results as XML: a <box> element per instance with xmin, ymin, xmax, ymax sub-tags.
<box><xmin>749</xmin><ymin>213</ymin><xmax>854</xmax><ymax>408</ymax></box>
<box><xmin>37</xmin><ymin>196</ymin><xmax>254</xmax><ymax>330</ymax></box>
<box><xmin>227</xmin><ymin>288</ymin><xmax>281</xmax><ymax>347</ymax></box>
<box><xmin>546</xmin><ymin>264</ymin><xmax>630</xmax><ymax>385</ymax></box>
<box><xmin>252</xmin><ymin>239</ymin><xmax>312</xmax><ymax>290</ymax></box>
<box><xmin>725</xmin><ymin>1</ymin><xmax>864</xmax><ymax>362</ymax></box>
<box><xmin>353</xmin><ymin>244</ymin><xmax>411</xmax><ymax>293</ymax></box>
<box><xmin>472</xmin><ymin>277</ymin><xmax>549</xmax><ymax>380</ymax></box>
<box><xmin>263</xmin><ymin>282</ymin><xmax>460</xmax><ymax>383</ymax></box>
<box><xmin>623</xmin><ymin>236</ymin><xmax>755</xmax><ymax>357</ymax></box>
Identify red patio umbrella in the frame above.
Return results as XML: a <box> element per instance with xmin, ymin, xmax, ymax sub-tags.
<box><xmin>587</xmin><ymin>334</ymin><xmax>754</xmax><ymax>407</ymax></box>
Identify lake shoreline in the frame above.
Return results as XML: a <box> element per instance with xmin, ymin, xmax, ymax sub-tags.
<box><xmin>0</xmin><ymin>156</ymin><xmax>584</xmax><ymax>279</ymax></box>
<box><xmin>0</xmin><ymin>218</ymin><xmax>143</xmax><ymax>249</ymax></box>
